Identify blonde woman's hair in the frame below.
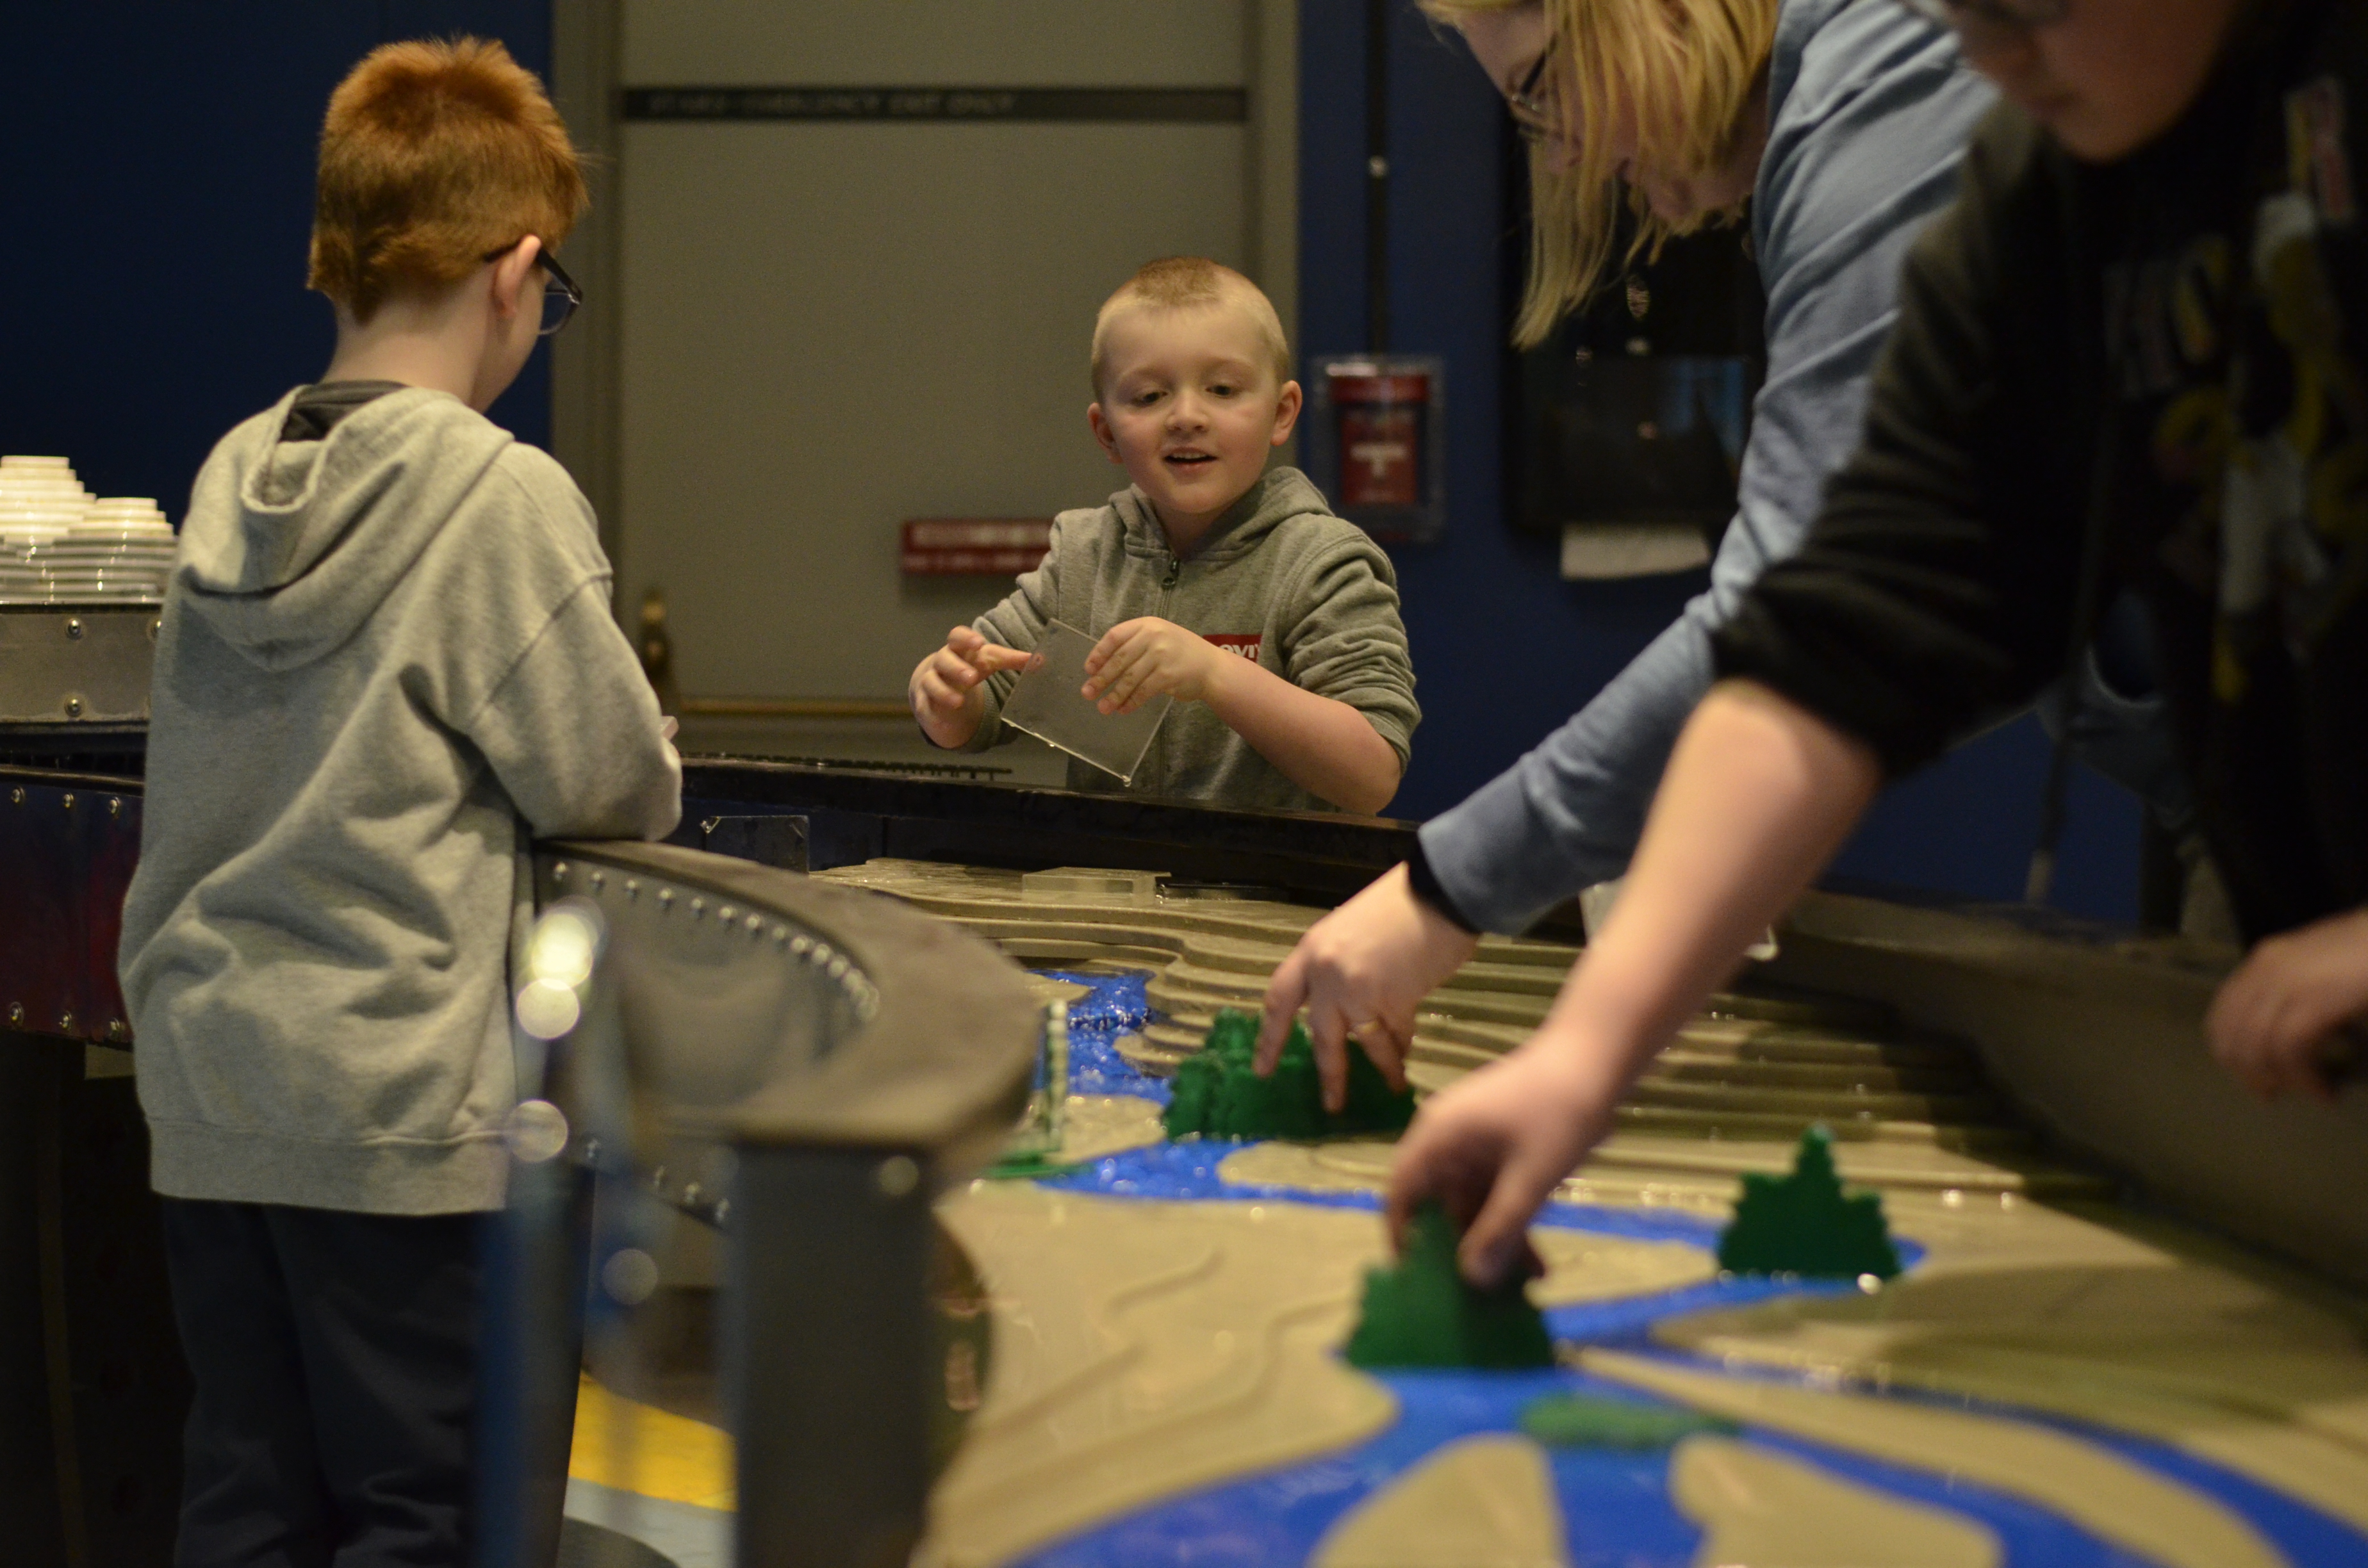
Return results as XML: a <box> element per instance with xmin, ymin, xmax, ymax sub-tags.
<box><xmin>1421</xmin><ymin>0</ymin><xmax>1776</xmax><ymax>347</ymax></box>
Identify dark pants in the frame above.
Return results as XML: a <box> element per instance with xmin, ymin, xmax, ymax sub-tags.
<box><xmin>158</xmin><ymin>1199</ymin><xmax>481</xmax><ymax>1568</ymax></box>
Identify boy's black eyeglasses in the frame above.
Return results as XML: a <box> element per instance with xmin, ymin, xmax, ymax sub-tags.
<box><xmin>480</xmin><ymin>241</ymin><xmax>582</xmax><ymax>336</ymax></box>
<box><xmin>1895</xmin><ymin>0</ymin><xmax>2072</xmax><ymax>36</ymax></box>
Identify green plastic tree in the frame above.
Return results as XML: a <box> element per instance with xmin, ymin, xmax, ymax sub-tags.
<box><xmin>1163</xmin><ymin>1007</ymin><xmax>1416</xmax><ymax>1141</ymax></box>
<box><xmin>1716</xmin><ymin>1125</ymin><xmax>1902</xmax><ymax>1280</ymax></box>
<box><xmin>1343</xmin><ymin>1204</ymin><xmax>1554</xmax><ymax>1370</ymax></box>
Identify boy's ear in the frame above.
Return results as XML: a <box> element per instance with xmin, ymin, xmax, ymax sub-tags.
<box><xmin>1087</xmin><ymin>402</ymin><xmax>1125</xmax><ymax>466</ymax></box>
<box><xmin>1269</xmin><ymin>380</ymin><xmax>1304</xmax><ymax>447</ymax></box>
<box><xmin>488</xmin><ymin>236</ymin><xmax>543</xmax><ymax>322</ymax></box>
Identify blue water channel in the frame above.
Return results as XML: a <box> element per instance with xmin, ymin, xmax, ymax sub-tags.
<box><xmin>1012</xmin><ymin>971</ymin><xmax>2368</xmax><ymax>1567</ymax></box>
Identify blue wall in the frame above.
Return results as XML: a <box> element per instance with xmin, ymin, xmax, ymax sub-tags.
<box><xmin>1299</xmin><ymin>0</ymin><xmax>2143</xmax><ymax>922</ymax></box>
<box><xmin>0</xmin><ymin>2</ymin><xmax>553</xmax><ymax>518</ymax></box>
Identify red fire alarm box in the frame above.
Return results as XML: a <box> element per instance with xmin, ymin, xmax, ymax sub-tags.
<box><xmin>1308</xmin><ymin>355</ymin><xmax>1445</xmax><ymax>543</ymax></box>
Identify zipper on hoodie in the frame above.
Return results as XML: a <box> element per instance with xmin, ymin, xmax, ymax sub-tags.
<box><xmin>1149</xmin><ymin>550</ymin><xmax>1182</xmax><ymax>790</ymax></box>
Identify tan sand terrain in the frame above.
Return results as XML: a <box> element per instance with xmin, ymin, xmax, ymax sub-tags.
<box><xmin>1310</xmin><ymin>1434</ymin><xmax>1570</xmax><ymax>1568</ymax></box>
<box><xmin>1233</xmin><ymin>1129</ymin><xmax>2368</xmax><ymax>1559</ymax></box>
<box><xmin>1046</xmin><ymin>1091</ymin><xmax>1167</xmax><ymax>1163</ymax></box>
<box><xmin>821</xmin><ymin>859</ymin><xmax>2107</xmax><ymax>1198</ymax></box>
<box><xmin>1668</xmin><ymin>1435</ymin><xmax>2000</xmax><ymax>1568</ymax></box>
<box><xmin>1584</xmin><ymin>1350</ymin><xmax>2285</xmax><ymax>1568</ymax></box>
<box><xmin>1649</xmin><ymin>1195</ymin><xmax>2368</xmax><ymax>1537</ymax></box>
<box><xmin>809</xmin><ymin>857</ymin><xmax>2368</xmax><ymax>1565</ymax></box>
<box><xmin>914</xmin><ymin>1183</ymin><xmax>1711</xmax><ymax>1568</ymax></box>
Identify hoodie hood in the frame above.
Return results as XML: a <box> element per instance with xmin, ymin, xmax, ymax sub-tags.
<box><xmin>176</xmin><ymin>387</ymin><xmax>513</xmax><ymax>671</ymax></box>
<box><xmin>1110</xmin><ymin>466</ymin><xmax>1338</xmax><ymax>565</ymax></box>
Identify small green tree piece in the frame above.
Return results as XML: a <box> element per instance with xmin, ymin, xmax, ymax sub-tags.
<box><xmin>1518</xmin><ymin>1392</ymin><xmax>1738</xmax><ymax>1449</ymax></box>
<box><xmin>1344</xmin><ymin>1204</ymin><xmax>1554</xmax><ymax>1370</ymax></box>
<box><xmin>1163</xmin><ymin>1007</ymin><xmax>1417</xmax><ymax>1142</ymax></box>
<box><xmin>1716</xmin><ymin>1125</ymin><xmax>1902</xmax><ymax>1280</ymax></box>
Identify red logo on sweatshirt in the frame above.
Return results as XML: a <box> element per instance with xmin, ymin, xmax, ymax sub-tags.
<box><xmin>1204</xmin><ymin>633</ymin><xmax>1262</xmax><ymax>664</ymax></box>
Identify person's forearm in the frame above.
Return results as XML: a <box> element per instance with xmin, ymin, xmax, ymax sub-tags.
<box><xmin>1534</xmin><ymin>680</ymin><xmax>1880</xmax><ymax>1096</ymax></box>
<box><xmin>1424</xmin><ymin>608</ymin><xmax>1719</xmax><ymax>933</ymax></box>
<box><xmin>1201</xmin><ymin>655</ymin><xmax>1402</xmax><ymax>813</ymax></box>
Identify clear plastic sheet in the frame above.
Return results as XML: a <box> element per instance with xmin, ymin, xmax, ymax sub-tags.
<box><xmin>999</xmin><ymin>618</ymin><xmax>1172</xmax><ymax>783</ymax></box>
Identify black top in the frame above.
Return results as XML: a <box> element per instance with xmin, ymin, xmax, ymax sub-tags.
<box><xmin>1713</xmin><ymin>0</ymin><xmax>2368</xmax><ymax>942</ymax></box>
<box><xmin>279</xmin><ymin>380</ymin><xmax>406</xmax><ymax>442</ymax></box>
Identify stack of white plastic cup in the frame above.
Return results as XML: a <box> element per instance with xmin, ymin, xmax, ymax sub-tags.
<box><xmin>54</xmin><ymin>498</ymin><xmax>176</xmax><ymax>600</ymax></box>
<box><xmin>0</xmin><ymin>459</ymin><xmax>176</xmax><ymax>601</ymax></box>
<box><xmin>0</xmin><ymin>456</ymin><xmax>94</xmax><ymax>553</ymax></box>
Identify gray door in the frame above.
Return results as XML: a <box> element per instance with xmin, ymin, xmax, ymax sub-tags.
<box><xmin>605</xmin><ymin>0</ymin><xmax>1295</xmax><ymax>703</ymax></box>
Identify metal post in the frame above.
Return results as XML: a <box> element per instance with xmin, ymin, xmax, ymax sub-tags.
<box><xmin>728</xmin><ymin>1146</ymin><xmax>936</xmax><ymax>1568</ymax></box>
<box><xmin>474</xmin><ymin>1154</ymin><xmax>595</xmax><ymax>1568</ymax></box>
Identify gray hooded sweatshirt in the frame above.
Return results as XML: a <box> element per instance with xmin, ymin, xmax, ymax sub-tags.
<box><xmin>120</xmin><ymin>386</ymin><xmax>680</xmax><ymax>1215</ymax></box>
<box><xmin>963</xmin><ymin>467</ymin><xmax>1418</xmax><ymax>812</ymax></box>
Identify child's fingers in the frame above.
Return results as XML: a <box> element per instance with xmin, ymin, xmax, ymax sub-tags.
<box><xmin>1085</xmin><ymin>619</ymin><xmax>1148</xmax><ymax>674</ymax></box>
<box><xmin>1099</xmin><ymin>658</ymin><xmax>1163</xmax><ymax>714</ymax></box>
<box><xmin>1353</xmin><ymin>1016</ymin><xmax>1411</xmax><ymax>1093</ymax></box>
<box><xmin>2208</xmin><ymin>963</ymin><xmax>2283</xmax><ymax>1095</ymax></box>
<box><xmin>1516</xmin><ymin>1234</ymin><xmax>1549</xmax><ymax>1282</ymax></box>
<box><xmin>1254</xmin><ymin>960</ymin><xmax>1308</xmax><ymax>1075</ymax></box>
<box><xmin>1385</xmin><ymin>1113</ymin><xmax>1467</xmax><ymax>1254</ymax></box>
<box><xmin>1458</xmin><ymin>1153</ymin><xmax>1559</xmax><ymax>1289</ymax></box>
<box><xmin>1383</xmin><ymin>1141</ymin><xmax>1437</xmax><ymax>1255</ymax></box>
<box><xmin>1098</xmin><ymin>667</ymin><xmax>1155</xmax><ymax>715</ymax></box>
<box><xmin>914</xmin><ymin>666</ymin><xmax>968</xmax><ymax>714</ymax></box>
<box><xmin>1304</xmin><ymin>1004</ymin><xmax>1353</xmax><ymax>1114</ymax></box>
<box><xmin>928</xmin><ymin>648</ymin><xmax>984</xmax><ymax>690</ymax></box>
<box><xmin>969</xmin><ymin>643</ymin><xmax>1036</xmax><ymax>674</ymax></box>
<box><xmin>1088</xmin><ymin>640</ymin><xmax>1150</xmax><ymax>706</ymax></box>
<box><xmin>2268</xmin><ymin>1005</ymin><xmax>2334</xmax><ymax>1099</ymax></box>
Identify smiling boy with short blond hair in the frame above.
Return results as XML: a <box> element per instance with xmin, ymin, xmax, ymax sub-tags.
<box><xmin>911</xmin><ymin>257</ymin><xmax>1418</xmax><ymax>814</ymax></box>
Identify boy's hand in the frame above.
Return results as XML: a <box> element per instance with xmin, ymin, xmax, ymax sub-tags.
<box><xmin>911</xmin><ymin>626</ymin><xmax>1035</xmax><ymax>745</ymax></box>
<box><xmin>1082</xmin><ymin>617</ymin><xmax>1228</xmax><ymax>714</ymax></box>
<box><xmin>1256</xmin><ymin>864</ymin><xmax>1479</xmax><ymax>1111</ymax></box>
<box><xmin>1386</xmin><ymin>1036</ymin><xmax>1617</xmax><ymax>1288</ymax></box>
<box><xmin>2206</xmin><ymin>906</ymin><xmax>2368</xmax><ymax>1100</ymax></box>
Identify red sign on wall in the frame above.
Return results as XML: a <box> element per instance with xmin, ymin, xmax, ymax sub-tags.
<box><xmin>1331</xmin><ymin>372</ymin><xmax>1429</xmax><ymax>509</ymax></box>
<box><xmin>900</xmin><ymin>518</ymin><xmax>1055</xmax><ymax>576</ymax></box>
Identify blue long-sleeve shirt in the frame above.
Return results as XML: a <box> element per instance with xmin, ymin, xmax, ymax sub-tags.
<box><xmin>1421</xmin><ymin>0</ymin><xmax>1998</xmax><ymax>933</ymax></box>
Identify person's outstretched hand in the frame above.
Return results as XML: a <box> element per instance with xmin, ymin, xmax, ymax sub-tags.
<box><xmin>1081</xmin><ymin>617</ymin><xmax>1228</xmax><ymax>715</ymax></box>
<box><xmin>1256</xmin><ymin>863</ymin><xmax>1480</xmax><ymax>1112</ymax></box>
<box><xmin>2207</xmin><ymin>906</ymin><xmax>2368</xmax><ymax>1100</ymax></box>
<box><xmin>1386</xmin><ymin>1036</ymin><xmax>1618</xmax><ymax>1287</ymax></box>
<box><xmin>910</xmin><ymin>625</ymin><xmax>1036</xmax><ymax>748</ymax></box>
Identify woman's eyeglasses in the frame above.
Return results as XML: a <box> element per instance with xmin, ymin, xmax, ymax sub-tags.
<box><xmin>1504</xmin><ymin>38</ymin><xmax>1564</xmax><ymax>147</ymax></box>
<box><xmin>480</xmin><ymin>241</ymin><xmax>584</xmax><ymax>337</ymax></box>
